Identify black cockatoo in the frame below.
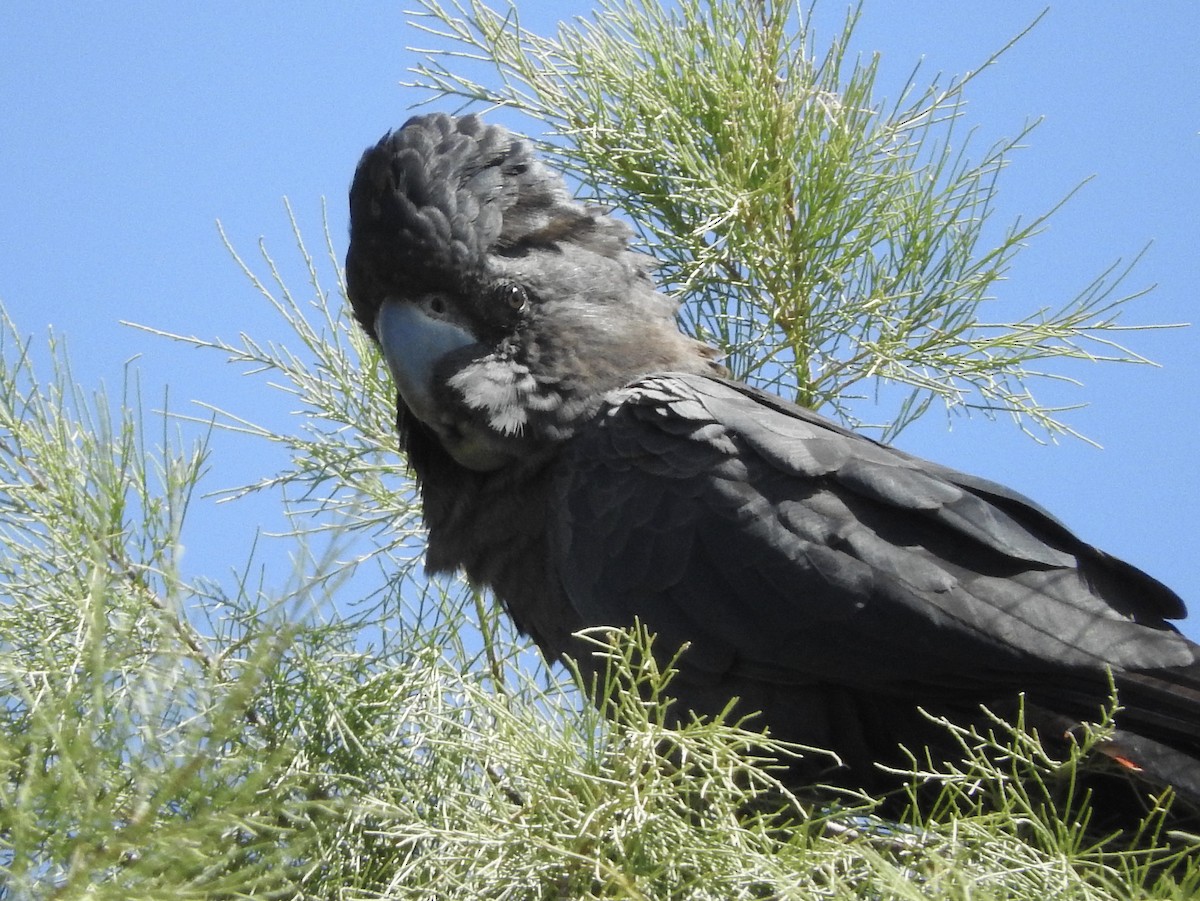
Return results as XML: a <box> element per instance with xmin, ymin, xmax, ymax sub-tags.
<box><xmin>345</xmin><ymin>113</ymin><xmax>1200</xmax><ymax>821</ymax></box>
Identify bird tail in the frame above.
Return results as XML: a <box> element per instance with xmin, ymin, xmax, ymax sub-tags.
<box><xmin>1109</xmin><ymin>661</ymin><xmax>1200</xmax><ymax>813</ymax></box>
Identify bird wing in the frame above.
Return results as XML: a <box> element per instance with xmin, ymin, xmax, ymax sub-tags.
<box><xmin>551</xmin><ymin>373</ymin><xmax>1193</xmax><ymax>698</ymax></box>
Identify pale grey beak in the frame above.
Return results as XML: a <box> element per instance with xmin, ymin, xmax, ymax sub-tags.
<box><xmin>375</xmin><ymin>297</ymin><xmax>475</xmax><ymax>432</ymax></box>
<box><xmin>375</xmin><ymin>296</ymin><xmax>514</xmax><ymax>471</ymax></box>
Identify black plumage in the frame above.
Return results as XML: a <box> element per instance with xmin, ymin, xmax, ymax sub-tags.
<box><xmin>346</xmin><ymin>113</ymin><xmax>1200</xmax><ymax>820</ymax></box>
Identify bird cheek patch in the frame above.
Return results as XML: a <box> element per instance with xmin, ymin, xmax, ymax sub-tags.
<box><xmin>447</xmin><ymin>363</ymin><xmax>530</xmax><ymax>436</ymax></box>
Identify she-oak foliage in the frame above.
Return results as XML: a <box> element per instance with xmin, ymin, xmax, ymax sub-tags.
<box><xmin>1</xmin><ymin>1</ymin><xmax>1195</xmax><ymax>898</ymax></box>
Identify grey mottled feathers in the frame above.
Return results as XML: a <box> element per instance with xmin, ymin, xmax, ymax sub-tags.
<box><xmin>346</xmin><ymin>114</ymin><xmax>560</xmax><ymax>323</ymax></box>
<box><xmin>346</xmin><ymin>114</ymin><xmax>723</xmax><ymax>460</ymax></box>
<box><xmin>346</xmin><ymin>113</ymin><xmax>645</xmax><ymax>341</ymax></box>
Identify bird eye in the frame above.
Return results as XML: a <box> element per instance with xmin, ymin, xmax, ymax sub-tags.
<box><xmin>497</xmin><ymin>283</ymin><xmax>529</xmax><ymax>312</ymax></box>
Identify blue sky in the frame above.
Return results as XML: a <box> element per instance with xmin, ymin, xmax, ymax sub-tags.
<box><xmin>1</xmin><ymin>3</ymin><xmax>1198</xmax><ymax>641</ymax></box>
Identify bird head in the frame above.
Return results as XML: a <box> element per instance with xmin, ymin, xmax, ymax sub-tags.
<box><xmin>346</xmin><ymin>113</ymin><xmax>723</xmax><ymax>473</ymax></box>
